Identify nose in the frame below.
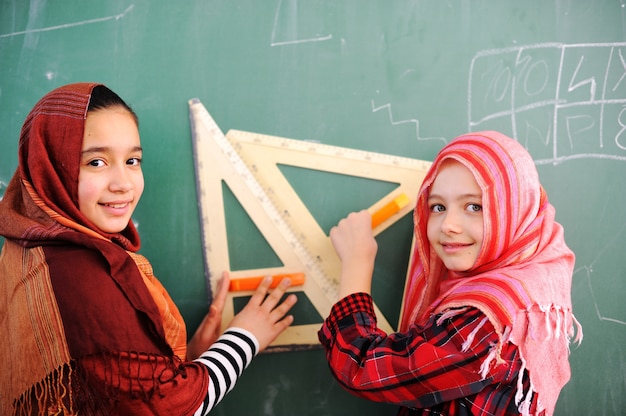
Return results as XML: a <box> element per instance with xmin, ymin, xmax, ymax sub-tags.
<box><xmin>109</xmin><ymin>164</ymin><xmax>133</xmax><ymax>193</ymax></box>
<box><xmin>440</xmin><ymin>210</ymin><xmax>462</xmax><ymax>234</ymax></box>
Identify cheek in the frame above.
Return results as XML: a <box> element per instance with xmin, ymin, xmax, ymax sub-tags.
<box><xmin>134</xmin><ymin>172</ymin><xmax>144</xmax><ymax>200</ymax></box>
<box><xmin>469</xmin><ymin>220</ymin><xmax>485</xmax><ymax>263</ymax></box>
<box><xmin>426</xmin><ymin>216</ymin><xmax>438</xmax><ymax>244</ymax></box>
<box><xmin>77</xmin><ymin>174</ymin><xmax>99</xmax><ymax>211</ymax></box>
<box><xmin>472</xmin><ymin>219</ymin><xmax>485</xmax><ymax>244</ymax></box>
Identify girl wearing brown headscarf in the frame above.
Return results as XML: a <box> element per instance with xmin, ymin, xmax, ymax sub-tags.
<box><xmin>0</xmin><ymin>83</ymin><xmax>297</xmax><ymax>415</ymax></box>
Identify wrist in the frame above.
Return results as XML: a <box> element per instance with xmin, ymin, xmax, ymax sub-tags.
<box><xmin>337</xmin><ymin>265</ymin><xmax>373</xmax><ymax>298</ymax></box>
<box><xmin>221</xmin><ymin>327</ymin><xmax>260</xmax><ymax>356</ymax></box>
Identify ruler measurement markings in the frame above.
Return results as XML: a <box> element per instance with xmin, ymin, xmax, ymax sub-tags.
<box><xmin>231</xmin><ymin>133</ymin><xmax>342</xmax><ymax>294</ymax></box>
<box><xmin>192</xmin><ymin>101</ymin><xmax>339</xmax><ymax>300</ymax></box>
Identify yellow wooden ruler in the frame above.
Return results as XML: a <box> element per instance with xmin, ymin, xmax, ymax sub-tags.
<box><xmin>189</xmin><ymin>98</ymin><xmax>432</xmax><ymax>349</ymax></box>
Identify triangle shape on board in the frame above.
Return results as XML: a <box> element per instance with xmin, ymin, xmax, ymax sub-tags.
<box><xmin>190</xmin><ymin>100</ymin><xmax>329</xmax><ymax>347</ymax></box>
<box><xmin>222</xmin><ymin>181</ymin><xmax>283</xmax><ymax>270</ymax></box>
<box><xmin>189</xmin><ymin>98</ymin><xmax>432</xmax><ymax>349</ymax></box>
<box><xmin>278</xmin><ymin>164</ymin><xmax>400</xmax><ymax>234</ymax></box>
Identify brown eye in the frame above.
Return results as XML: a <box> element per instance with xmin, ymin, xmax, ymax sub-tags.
<box><xmin>87</xmin><ymin>159</ymin><xmax>105</xmax><ymax>167</ymax></box>
<box><xmin>127</xmin><ymin>157</ymin><xmax>142</xmax><ymax>166</ymax></box>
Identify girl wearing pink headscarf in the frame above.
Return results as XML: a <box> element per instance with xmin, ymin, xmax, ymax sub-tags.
<box><xmin>319</xmin><ymin>131</ymin><xmax>581</xmax><ymax>415</ymax></box>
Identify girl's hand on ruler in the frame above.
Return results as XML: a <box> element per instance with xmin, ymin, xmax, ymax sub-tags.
<box><xmin>186</xmin><ymin>272</ymin><xmax>230</xmax><ymax>360</ymax></box>
<box><xmin>228</xmin><ymin>275</ymin><xmax>297</xmax><ymax>351</ymax></box>
<box><xmin>330</xmin><ymin>210</ymin><xmax>377</xmax><ymax>298</ymax></box>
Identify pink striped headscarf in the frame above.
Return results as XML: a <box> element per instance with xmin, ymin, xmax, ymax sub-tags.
<box><xmin>400</xmin><ymin>131</ymin><xmax>581</xmax><ymax>415</ymax></box>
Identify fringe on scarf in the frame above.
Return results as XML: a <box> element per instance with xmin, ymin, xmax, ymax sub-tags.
<box><xmin>12</xmin><ymin>363</ymin><xmax>75</xmax><ymax>416</ymax></box>
<box><xmin>77</xmin><ymin>350</ymin><xmax>188</xmax><ymax>409</ymax></box>
<box><xmin>9</xmin><ymin>352</ymin><xmax>188</xmax><ymax>415</ymax></box>
<box><xmin>436</xmin><ymin>304</ymin><xmax>583</xmax><ymax>416</ymax></box>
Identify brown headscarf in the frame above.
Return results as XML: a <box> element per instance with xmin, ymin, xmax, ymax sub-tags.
<box><xmin>2</xmin><ymin>82</ymin><xmax>140</xmax><ymax>249</ymax></box>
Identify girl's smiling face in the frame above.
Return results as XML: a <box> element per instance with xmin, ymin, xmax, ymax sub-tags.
<box><xmin>78</xmin><ymin>107</ymin><xmax>144</xmax><ymax>234</ymax></box>
<box><xmin>426</xmin><ymin>159</ymin><xmax>484</xmax><ymax>272</ymax></box>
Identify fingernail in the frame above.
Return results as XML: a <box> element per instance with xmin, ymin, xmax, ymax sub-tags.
<box><xmin>281</xmin><ymin>278</ymin><xmax>292</xmax><ymax>287</ymax></box>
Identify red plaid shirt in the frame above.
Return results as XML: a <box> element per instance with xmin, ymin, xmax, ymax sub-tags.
<box><xmin>319</xmin><ymin>293</ymin><xmax>539</xmax><ymax>415</ymax></box>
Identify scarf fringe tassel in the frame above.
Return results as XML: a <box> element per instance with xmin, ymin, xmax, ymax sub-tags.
<box><xmin>441</xmin><ymin>304</ymin><xmax>582</xmax><ymax>416</ymax></box>
<box><xmin>12</xmin><ymin>364</ymin><xmax>75</xmax><ymax>416</ymax></box>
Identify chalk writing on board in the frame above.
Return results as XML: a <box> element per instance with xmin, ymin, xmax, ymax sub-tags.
<box><xmin>576</xmin><ymin>220</ymin><xmax>626</xmax><ymax>326</ymax></box>
<box><xmin>0</xmin><ymin>179</ymin><xmax>6</xmax><ymax>201</ymax></box>
<box><xmin>468</xmin><ymin>42</ymin><xmax>626</xmax><ymax>165</ymax></box>
<box><xmin>371</xmin><ymin>100</ymin><xmax>446</xmax><ymax>145</ymax></box>
<box><xmin>0</xmin><ymin>5</ymin><xmax>134</xmax><ymax>38</ymax></box>
<box><xmin>271</xmin><ymin>0</ymin><xmax>332</xmax><ymax>47</ymax></box>
<box><xmin>580</xmin><ymin>265</ymin><xmax>626</xmax><ymax>326</ymax></box>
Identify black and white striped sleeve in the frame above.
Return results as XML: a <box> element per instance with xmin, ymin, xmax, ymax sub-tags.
<box><xmin>192</xmin><ymin>327</ymin><xmax>259</xmax><ymax>415</ymax></box>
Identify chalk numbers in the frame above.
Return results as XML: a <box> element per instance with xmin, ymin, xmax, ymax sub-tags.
<box><xmin>469</xmin><ymin>43</ymin><xmax>626</xmax><ymax>163</ymax></box>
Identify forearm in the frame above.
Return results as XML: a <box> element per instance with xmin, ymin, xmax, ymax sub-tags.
<box><xmin>330</xmin><ymin>210</ymin><xmax>377</xmax><ymax>299</ymax></box>
<box><xmin>319</xmin><ymin>295</ymin><xmax>504</xmax><ymax>408</ymax></box>
<box><xmin>192</xmin><ymin>327</ymin><xmax>259</xmax><ymax>415</ymax></box>
<box><xmin>77</xmin><ymin>328</ymin><xmax>258</xmax><ymax>415</ymax></box>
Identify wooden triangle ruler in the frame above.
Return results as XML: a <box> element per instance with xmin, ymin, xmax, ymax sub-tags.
<box><xmin>189</xmin><ymin>98</ymin><xmax>432</xmax><ymax>350</ymax></box>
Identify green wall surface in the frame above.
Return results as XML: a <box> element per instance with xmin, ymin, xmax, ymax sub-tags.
<box><xmin>1</xmin><ymin>1</ymin><xmax>625</xmax><ymax>414</ymax></box>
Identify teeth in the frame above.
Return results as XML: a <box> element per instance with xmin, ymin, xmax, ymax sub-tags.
<box><xmin>105</xmin><ymin>203</ymin><xmax>127</xmax><ymax>208</ymax></box>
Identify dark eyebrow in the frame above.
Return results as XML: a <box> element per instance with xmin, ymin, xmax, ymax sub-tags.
<box><xmin>81</xmin><ymin>146</ymin><xmax>143</xmax><ymax>155</ymax></box>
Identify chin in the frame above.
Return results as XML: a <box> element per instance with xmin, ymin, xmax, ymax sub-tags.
<box><xmin>98</xmin><ymin>223</ymin><xmax>129</xmax><ymax>234</ymax></box>
<box><xmin>444</xmin><ymin>262</ymin><xmax>473</xmax><ymax>272</ymax></box>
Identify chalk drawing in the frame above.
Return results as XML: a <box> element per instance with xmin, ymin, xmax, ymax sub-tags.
<box><xmin>0</xmin><ymin>5</ymin><xmax>134</xmax><ymax>38</ymax></box>
<box><xmin>271</xmin><ymin>0</ymin><xmax>332</xmax><ymax>47</ymax></box>
<box><xmin>577</xmin><ymin>221</ymin><xmax>626</xmax><ymax>326</ymax></box>
<box><xmin>468</xmin><ymin>42</ymin><xmax>626</xmax><ymax>165</ymax></box>
<box><xmin>261</xmin><ymin>375</ymin><xmax>292</xmax><ymax>415</ymax></box>
<box><xmin>580</xmin><ymin>264</ymin><xmax>626</xmax><ymax>326</ymax></box>
<box><xmin>262</xmin><ymin>382</ymin><xmax>279</xmax><ymax>416</ymax></box>
<box><xmin>0</xmin><ymin>180</ymin><xmax>6</xmax><ymax>201</ymax></box>
<box><xmin>371</xmin><ymin>100</ymin><xmax>447</xmax><ymax>145</ymax></box>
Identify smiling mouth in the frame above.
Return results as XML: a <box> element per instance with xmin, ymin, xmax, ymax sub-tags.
<box><xmin>440</xmin><ymin>242</ymin><xmax>472</xmax><ymax>253</ymax></box>
<box><xmin>441</xmin><ymin>242</ymin><xmax>470</xmax><ymax>248</ymax></box>
<box><xmin>101</xmin><ymin>202</ymin><xmax>130</xmax><ymax>209</ymax></box>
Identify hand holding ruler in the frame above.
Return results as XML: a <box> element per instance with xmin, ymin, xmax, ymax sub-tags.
<box><xmin>189</xmin><ymin>98</ymin><xmax>431</xmax><ymax>350</ymax></box>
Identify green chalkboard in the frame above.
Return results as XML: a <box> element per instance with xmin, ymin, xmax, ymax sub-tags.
<box><xmin>1</xmin><ymin>1</ymin><xmax>625</xmax><ymax>414</ymax></box>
